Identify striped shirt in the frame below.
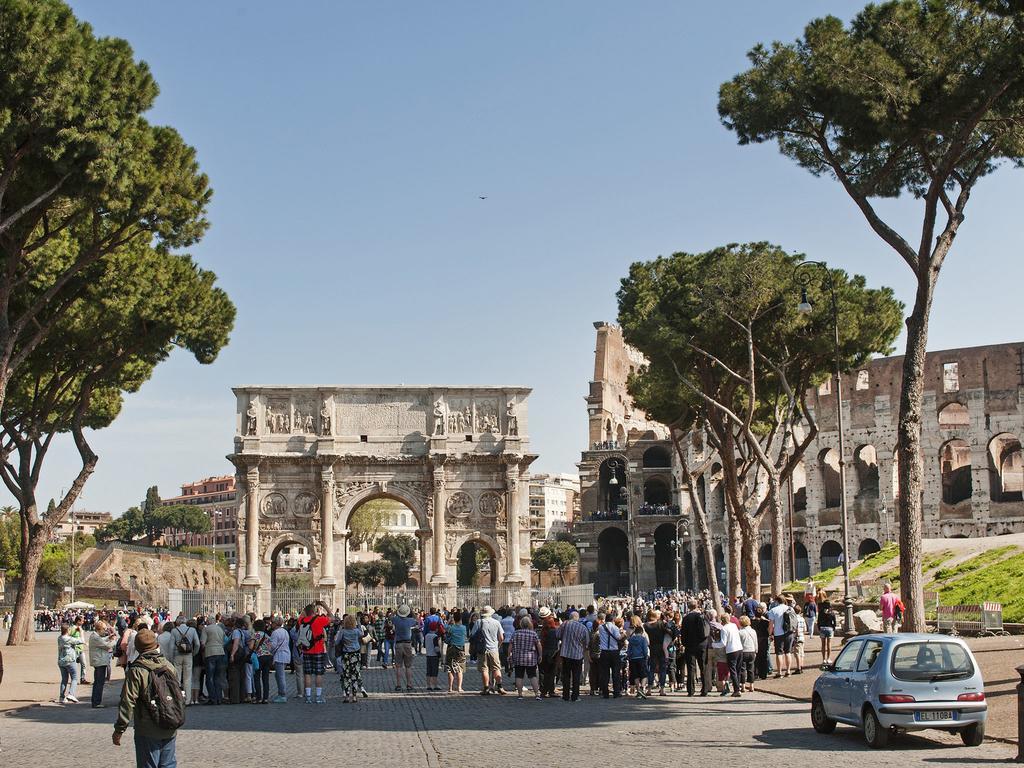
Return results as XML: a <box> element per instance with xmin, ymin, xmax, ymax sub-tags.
<box><xmin>557</xmin><ymin>619</ymin><xmax>590</xmax><ymax>661</ymax></box>
<box><xmin>510</xmin><ymin>628</ymin><xmax>540</xmax><ymax>666</ymax></box>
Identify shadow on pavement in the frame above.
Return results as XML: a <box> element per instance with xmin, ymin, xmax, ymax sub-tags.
<box><xmin>756</xmin><ymin>725</ymin><xmax>982</xmax><ymax>753</ymax></box>
<box><xmin>5</xmin><ymin>689</ymin><xmax>805</xmax><ymax>735</ymax></box>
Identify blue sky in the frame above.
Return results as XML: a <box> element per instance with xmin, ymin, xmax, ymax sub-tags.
<box><xmin>18</xmin><ymin>1</ymin><xmax>1024</xmax><ymax>515</ymax></box>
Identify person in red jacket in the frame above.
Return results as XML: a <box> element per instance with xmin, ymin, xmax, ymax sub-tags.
<box><xmin>297</xmin><ymin>601</ymin><xmax>331</xmax><ymax>704</ymax></box>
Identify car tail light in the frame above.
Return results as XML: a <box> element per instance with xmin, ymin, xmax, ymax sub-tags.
<box><xmin>958</xmin><ymin>692</ymin><xmax>985</xmax><ymax>702</ymax></box>
<box><xmin>879</xmin><ymin>694</ymin><xmax>916</xmax><ymax>703</ymax></box>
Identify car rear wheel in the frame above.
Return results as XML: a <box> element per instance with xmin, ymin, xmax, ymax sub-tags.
<box><xmin>811</xmin><ymin>696</ymin><xmax>836</xmax><ymax>734</ymax></box>
<box><xmin>960</xmin><ymin>721</ymin><xmax>985</xmax><ymax>747</ymax></box>
<box><xmin>863</xmin><ymin>707</ymin><xmax>889</xmax><ymax>748</ymax></box>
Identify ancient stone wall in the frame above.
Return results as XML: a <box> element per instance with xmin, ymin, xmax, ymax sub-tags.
<box><xmin>575</xmin><ymin>341</ymin><xmax>1024</xmax><ymax>592</ymax></box>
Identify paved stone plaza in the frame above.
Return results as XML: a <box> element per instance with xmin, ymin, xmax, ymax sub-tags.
<box><xmin>1</xmin><ymin>656</ymin><xmax>1014</xmax><ymax>767</ymax></box>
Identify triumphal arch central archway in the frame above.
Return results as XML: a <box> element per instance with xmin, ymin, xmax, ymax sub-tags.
<box><xmin>228</xmin><ymin>386</ymin><xmax>534</xmax><ymax>610</ymax></box>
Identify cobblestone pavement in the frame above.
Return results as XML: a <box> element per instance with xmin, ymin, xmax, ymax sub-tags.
<box><xmin>1</xmin><ymin>653</ymin><xmax>1015</xmax><ymax>767</ymax></box>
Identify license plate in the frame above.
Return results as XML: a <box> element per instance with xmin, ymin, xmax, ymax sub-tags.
<box><xmin>916</xmin><ymin>710</ymin><xmax>955</xmax><ymax>722</ymax></box>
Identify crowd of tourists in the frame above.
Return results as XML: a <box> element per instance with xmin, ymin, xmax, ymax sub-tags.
<box><xmin>46</xmin><ymin>587</ymin><xmax>860</xmax><ymax>710</ymax></box>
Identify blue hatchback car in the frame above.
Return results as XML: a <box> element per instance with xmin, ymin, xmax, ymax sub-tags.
<box><xmin>811</xmin><ymin>633</ymin><xmax>987</xmax><ymax>748</ymax></box>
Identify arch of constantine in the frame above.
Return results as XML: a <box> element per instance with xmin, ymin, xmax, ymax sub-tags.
<box><xmin>228</xmin><ymin>386</ymin><xmax>535</xmax><ymax>611</ymax></box>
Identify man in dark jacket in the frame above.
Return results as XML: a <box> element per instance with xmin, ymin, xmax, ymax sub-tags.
<box><xmin>680</xmin><ymin>600</ymin><xmax>710</xmax><ymax>697</ymax></box>
<box><xmin>112</xmin><ymin>628</ymin><xmax>180</xmax><ymax>768</ymax></box>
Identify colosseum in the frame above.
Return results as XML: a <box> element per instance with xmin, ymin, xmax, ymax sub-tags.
<box><xmin>574</xmin><ymin>322</ymin><xmax>1024</xmax><ymax>595</ymax></box>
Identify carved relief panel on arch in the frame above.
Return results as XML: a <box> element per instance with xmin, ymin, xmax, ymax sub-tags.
<box><xmin>264</xmin><ymin>398</ymin><xmax>291</xmax><ymax>434</ymax></box>
<box><xmin>446</xmin><ymin>491</ymin><xmax>473</xmax><ymax>520</ymax></box>
<box><xmin>447</xmin><ymin>397</ymin><xmax>472</xmax><ymax>434</ymax></box>
<box><xmin>294</xmin><ymin>492</ymin><xmax>320</xmax><ymax>518</ymax></box>
<box><xmin>261</xmin><ymin>492</ymin><xmax>287</xmax><ymax>518</ymax></box>
<box><xmin>293</xmin><ymin>398</ymin><xmax>316</xmax><ymax>434</ymax></box>
<box><xmin>476</xmin><ymin>398</ymin><xmax>500</xmax><ymax>434</ymax></box>
<box><xmin>479</xmin><ymin>491</ymin><xmax>504</xmax><ymax>525</ymax></box>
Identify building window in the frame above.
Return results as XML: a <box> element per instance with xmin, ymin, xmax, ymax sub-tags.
<box><xmin>856</xmin><ymin>370</ymin><xmax>869</xmax><ymax>390</ymax></box>
<box><xmin>817</xmin><ymin>378</ymin><xmax>831</xmax><ymax>395</ymax></box>
<box><xmin>943</xmin><ymin>362</ymin><xmax>959</xmax><ymax>393</ymax></box>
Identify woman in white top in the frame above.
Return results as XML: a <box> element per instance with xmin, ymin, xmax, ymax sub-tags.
<box><xmin>737</xmin><ymin>616</ymin><xmax>758</xmax><ymax>692</ymax></box>
<box><xmin>718</xmin><ymin>614</ymin><xmax>744</xmax><ymax>699</ymax></box>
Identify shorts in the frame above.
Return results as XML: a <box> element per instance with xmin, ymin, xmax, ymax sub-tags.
<box><xmin>478</xmin><ymin>649</ymin><xmax>501</xmax><ymax>677</ymax></box>
<box><xmin>445</xmin><ymin>647</ymin><xmax>466</xmax><ymax>675</ymax></box>
<box><xmin>302</xmin><ymin>652</ymin><xmax>327</xmax><ymax>676</ymax></box>
<box><xmin>514</xmin><ymin>664</ymin><xmax>537</xmax><ymax>679</ymax></box>
<box><xmin>426</xmin><ymin>655</ymin><xmax>440</xmax><ymax>677</ymax></box>
<box><xmin>819</xmin><ymin>626</ymin><xmax>835</xmax><ymax>638</ymax></box>
<box><xmin>629</xmin><ymin>657</ymin><xmax>649</xmax><ymax>682</ymax></box>
<box><xmin>773</xmin><ymin>633</ymin><xmax>794</xmax><ymax>654</ymax></box>
<box><xmin>393</xmin><ymin>642</ymin><xmax>414</xmax><ymax>668</ymax></box>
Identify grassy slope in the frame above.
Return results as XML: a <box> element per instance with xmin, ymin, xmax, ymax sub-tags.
<box><xmin>789</xmin><ymin>544</ymin><xmax>1024</xmax><ymax>622</ymax></box>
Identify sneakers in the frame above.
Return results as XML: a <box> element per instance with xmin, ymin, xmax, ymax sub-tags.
<box><xmin>361</xmin><ymin>688</ymin><xmax>368</xmax><ymax>698</ymax></box>
<box><xmin>304</xmin><ymin>697</ymin><xmax>313</xmax><ymax>704</ymax></box>
<box><xmin>65</xmin><ymin>695</ymin><xmax>79</xmax><ymax>703</ymax></box>
<box><xmin>272</xmin><ymin>695</ymin><xmax>288</xmax><ymax>703</ymax></box>
<box><xmin>315</xmin><ymin>697</ymin><xmax>325</xmax><ymax>704</ymax></box>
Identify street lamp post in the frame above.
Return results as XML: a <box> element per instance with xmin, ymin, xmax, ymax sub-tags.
<box><xmin>796</xmin><ymin>260</ymin><xmax>856</xmax><ymax>638</ymax></box>
<box><xmin>673</xmin><ymin>517</ymin><xmax>689</xmax><ymax>593</ymax></box>
<box><xmin>70</xmin><ymin>507</ymin><xmax>76</xmax><ymax>604</ymax></box>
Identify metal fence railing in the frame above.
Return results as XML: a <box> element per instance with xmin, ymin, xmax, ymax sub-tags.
<box><xmin>167</xmin><ymin>588</ymin><xmax>247</xmax><ymax>618</ymax></box>
<box><xmin>346</xmin><ymin>584</ymin><xmax>594</xmax><ymax>612</ymax></box>
<box><xmin>935</xmin><ymin>602</ymin><xmax>1009</xmax><ymax>636</ymax></box>
<box><xmin>533</xmin><ymin>583</ymin><xmax>595</xmax><ymax>609</ymax></box>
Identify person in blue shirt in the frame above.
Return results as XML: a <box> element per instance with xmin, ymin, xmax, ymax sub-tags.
<box><xmin>626</xmin><ymin>615</ymin><xmax>650</xmax><ymax>699</ymax></box>
<box><xmin>444</xmin><ymin>612</ymin><xmax>468</xmax><ymax>693</ymax></box>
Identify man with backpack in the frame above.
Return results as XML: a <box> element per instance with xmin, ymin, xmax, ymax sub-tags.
<box><xmin>112</xmin><ymin>628</ymin><xmax>185</xmax><ymax>768</ymax></box>
<box><xmin>767</xmin><ymin>594</ymin><xmax>796</xmax><ymax>678</ymax></box>
<box><xmin>297</xmin><ymin>601</ymin><xmax>331</xmax><ymax>704</ymax></box>
<box><xmin>169</xmin><ymin>615</ymin><xmax>199</xmax><ymax>705</ymax></box>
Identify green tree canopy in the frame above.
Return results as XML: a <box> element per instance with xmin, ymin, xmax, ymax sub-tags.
<box><xmin>531</xmin><ymin>540</ymin><xmax>579</xmax><ymax>586</ymax></box>
<box><xmin>96</xmin><ymin>506</ymin><xmax>145</xmax><ymax>544</ymax></box>
<box><xmin>0</xmin><ymin>0</ymin><xmax>212</xmax><ymax>418</ymax></box>
<box><xmin>618</xmin><ymin>243</ymin><xmax>901</xmax><ymax>593</ymax></box>
<box><xmin>158</xmin><ymin>504</ymin><xmax>212</xmax><ymax>538</ymax></box>
<box><xmin>348</xmin><ymin>560</ymin><xmax>389</xmax><ymax>589</ymax></box>
<box><xmin>0</xmin><ymin>505</ymin><xmax>21</xmax><ymax>575</ymax></box>
<box><xmin>372</xmin><ymin>533</ymin><xmax>417</xmax><ymax>587</ymax></box>
<box><xmin>347</xmin><ymin>499</ymin><xmax>391</xmax><ymax>550</ymax></box>
<box><xmin>1</xmin><ymin>239</ymin><xmax>233</xmax><ymax>643</ymax></box>
<box><xmin>718</xmin><ymin>0</ymin><xmax>1024</xmax><ymax>628</ymax></box>
<box><xmin>37</xmin><ymin>531</ymin><xmax>94</xmax><ymax>589</ymax></box>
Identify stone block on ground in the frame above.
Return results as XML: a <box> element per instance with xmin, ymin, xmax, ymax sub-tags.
<box><xmin>853</xmin><ymin>608</ymin><xmax>882</xmax><ymax>633</ymax></box>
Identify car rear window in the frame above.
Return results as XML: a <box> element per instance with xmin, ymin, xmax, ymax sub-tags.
<box><xmin>891</xmin><ymin>641</ymin><xmax>974</xmax><ymax>682</ymax></box>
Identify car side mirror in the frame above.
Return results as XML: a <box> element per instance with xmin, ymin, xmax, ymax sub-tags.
<box><xmin>821</xmin><ymin>662</ymin><xmax>835</xmax><ymax>673</ymax></box>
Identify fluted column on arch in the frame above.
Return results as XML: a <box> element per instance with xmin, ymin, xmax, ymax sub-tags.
<box><xmin>241</xmin><ymin>464</ymin><xmax>261</xmax><ymax>587</ymax></box>
<box><xmin>430</xmin><ymin>461</ymin><xmax>449</xmax><ymax>584</ymax></box>
<box><xmin>504</xmin><ymin>461</ymin><xmax>524</xmax><ymax>584</ymax></box>
<box><xmin>319</xmin><ymin>465</ymin><xmax>337</xmax><ymax>587</ymax></box>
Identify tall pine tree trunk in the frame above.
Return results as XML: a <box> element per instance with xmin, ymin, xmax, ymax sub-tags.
<box><xmin>728</xmin><ymin>510</ymin><xmax>743</xmax><ymax>599</ymax></box>
<box><xmin>7</xmin><ymin>515</ymin><xmax>44</xmax><ymax>645</ymax></box>
<box><xmin>741</xmin><ymin>520</ymin><xmax>760</xmax><ymax>598</ymax></box>
<box><xmin>897</xmin><ymin>277</ymin><xmax>934</xmax><ymax>633</ymax></box>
